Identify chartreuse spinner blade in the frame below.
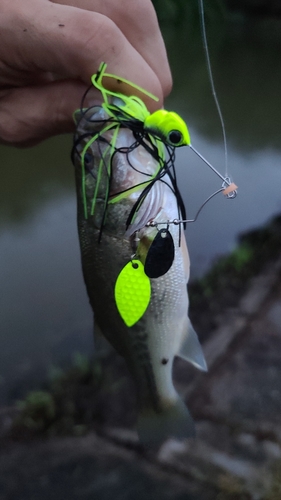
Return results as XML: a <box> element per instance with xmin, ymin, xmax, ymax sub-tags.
<box><xmin>114</xmin><ymin>260</ymin><xmax>151</xmax><ymax>327</ymax></box>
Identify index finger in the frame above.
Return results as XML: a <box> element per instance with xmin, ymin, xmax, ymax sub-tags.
<box><xmin>1</xmin><ymin>0</ymin><xmax>165</xmax><ymax>109</ymax></box>
<box><xmin>50</xmin><ymin>0</ymin><xmax>172</xmax><ymax>98</ymax></box>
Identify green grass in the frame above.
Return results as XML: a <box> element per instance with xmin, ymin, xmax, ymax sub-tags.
<box><xmin>11</xmin><ymin>350</ymin><xmax>135</xmax><ymax>440</ymax></box>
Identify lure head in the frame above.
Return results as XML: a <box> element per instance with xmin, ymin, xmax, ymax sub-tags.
<box><xmin>144</xmin><ymin>110</ymin><xmax>190</xmax><ymax>147</ymax></box>
<box><xmin>103</xmin><ymin>95</ymin><xmax>150</xmax><ymax>124</ymax></box>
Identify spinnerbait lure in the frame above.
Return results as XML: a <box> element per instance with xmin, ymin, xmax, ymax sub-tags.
<box><xmin>72</xmin><ymin>59</ymin><xmax>237</xmax><ymax>326</ymax></box>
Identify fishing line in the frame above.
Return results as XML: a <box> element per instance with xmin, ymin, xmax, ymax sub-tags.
<box><xmin>198</xmin><ymin>0</ymin><xmax>228</xmax><ymax>178</ymax></box>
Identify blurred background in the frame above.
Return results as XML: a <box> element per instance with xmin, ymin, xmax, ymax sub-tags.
<box><xmin>0</xmin><ymin>0</ymin><xmax>281</xmax><ymax>409</ymax></box>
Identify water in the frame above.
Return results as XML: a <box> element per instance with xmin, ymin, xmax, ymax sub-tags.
<box><xmin>164</xmin><ymin>16</ymin><xmax>281</xmax><ymax>274</ymax></box>
<box><xmin>0</xmin><ymin>16</ymin><xmax>280</xmax><ymax>404</ymax></box>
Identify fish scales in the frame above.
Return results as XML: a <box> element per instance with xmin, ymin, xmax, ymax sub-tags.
<box><xmin>73</xmin><ymin>103</ymin><xmax>207</xmax><ymax>446</ymax></box>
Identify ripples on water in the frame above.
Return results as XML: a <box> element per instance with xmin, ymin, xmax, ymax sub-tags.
<box><xmin>0</xmin><ymin>16</ymin><xmax>280</xmax><ymax>403</ymax></box>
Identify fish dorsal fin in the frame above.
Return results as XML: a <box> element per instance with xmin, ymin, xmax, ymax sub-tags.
<box><xmin>178</xmin><ymin>320</ymin><xmax>207</xmax><ymax>372</ymax></box>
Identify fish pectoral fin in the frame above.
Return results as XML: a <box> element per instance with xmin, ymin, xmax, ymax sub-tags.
<box><xmin>177</xmin><ymin>320</ymin><xmax>208</xmax><ymax>372</ymax></box>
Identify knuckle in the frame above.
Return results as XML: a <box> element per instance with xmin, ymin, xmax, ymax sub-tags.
<box><xmin>104</xmin><ymin>0</ymin><xmax>156</xmax><ymax>24</ymax></box>
<box><xmin>0</xmin><ymin>93</ymin><xmax>33</xmax><ymax>146</ymax></box>
<box><xmin>73</xmin><ymin>15</ymin><xmax>121</xmax><ymax>68</ymax></box>
<box><xmin>120</xmin><ymin>0</ymin><xmax>159</xmax><ymax>36</ymax></box>
<box><xmin>132</xmin><ymin>0</ymin><xmax>156</xmax><ymax>19</ymax></box>
<box><xmin>0</xmin><ymin>115</ymin><xmax>22</xmax><ymax>145</ymax></box>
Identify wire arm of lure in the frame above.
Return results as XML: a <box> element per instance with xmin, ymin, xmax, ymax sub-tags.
<box><xmin>189</xmin><ymin>144</ymin><xmax>238</xmax><ymax>199</ymax></box>
<box><xmin>146</xmin><ymin>187</ymin><xmax>224</xmax><ymax>229</ymax></box>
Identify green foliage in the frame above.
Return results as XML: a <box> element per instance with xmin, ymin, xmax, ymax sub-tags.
<box><xmin>16</xmin><ymin>391</ymin><xmax>56</xmax><ymax>431</ymax></box>
<box><xmin>72</xmin><ymin>352</ymin><xmax>92</xmax><ymax>376</ymax></box>
<box><xmin>13</xmin><ymin>354</ymin><xmax>103</xmax><ymax>438</ymax></box>
<box><xmin>11</xmin><ymin>350</ymin><xmax>135</xmax><ymax>439</ymax></box>
<box><xmin>230</xmin><ymin>245</ymin><xmax>253</xmax><ymax>272</ymax></box>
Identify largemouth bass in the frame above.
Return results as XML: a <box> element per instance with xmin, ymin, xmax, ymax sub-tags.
<box><xmin>72</xmin><ymin>85</ymin><xmax>207</xmax><ymax>446</ymax></box>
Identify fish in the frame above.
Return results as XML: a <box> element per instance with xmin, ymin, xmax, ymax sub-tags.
<box><xmin>72</xmin><ymin>96</ymin><xmax>207</xmax><ymax>447</ymax></box>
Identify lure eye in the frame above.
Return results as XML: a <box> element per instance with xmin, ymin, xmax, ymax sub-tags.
<box><xmin>168</xmin><ymin>130</ymin><xmax>183</xmax><ymax>145</ymax></box>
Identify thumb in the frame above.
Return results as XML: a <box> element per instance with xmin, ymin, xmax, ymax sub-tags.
<box><xmin>0</xmin><ymin>80</ymin><xmax>100</xmax><ymax>147</ymax></box>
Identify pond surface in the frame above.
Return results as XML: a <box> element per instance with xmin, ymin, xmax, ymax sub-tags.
<box><xmin>0</xmin><ymin>16</ymin><xmax>281</xmax><ymax>404</ymax></box>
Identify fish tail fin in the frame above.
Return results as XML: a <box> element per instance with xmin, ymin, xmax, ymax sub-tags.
<box><xmin>137</xmin><ymin>398</ymin><xmax>195</xmax><ymax>447</ymax></box>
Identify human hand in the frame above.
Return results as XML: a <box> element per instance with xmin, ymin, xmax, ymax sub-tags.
<box><xmin>0</xmin><ymin>0</ymin><xmax>172</xmax><ymax>147</ymax></box>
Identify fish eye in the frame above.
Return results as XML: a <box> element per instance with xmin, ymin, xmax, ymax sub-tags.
<box><xmin>84</xmin><ymin>153</ymin><xmax>92</xmax><ymax>164</ymax></box>
<box><xmin>168</xmin><ymin>130</ymin><xmax>183</xmax><ymax>145</ymax></box>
